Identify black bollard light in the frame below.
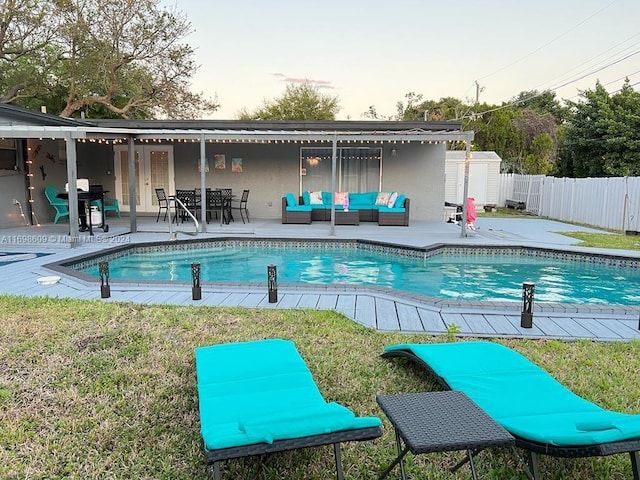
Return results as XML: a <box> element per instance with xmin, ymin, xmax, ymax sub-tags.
<box><xmin>521</xmin><ymin>281</ymin><xmax>535</xmax><ymax>328</ymax></box>
<box><xmin>99</xmin><ymin>260</ymin><xmax>110</xmax><ymax>298</ymax></box>
<box><xmin>191</xmin><ymin>262</ymin><xmax>201</xmax><ymax>300</ymax></box>
<box><xmin>268</xmin><ymin>264</ymin><xmax>278</xmax><ymax>303</ymax></box>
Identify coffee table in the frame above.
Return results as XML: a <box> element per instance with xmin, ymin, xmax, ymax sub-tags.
<box><xmin>376</xmin><ymin>391</ymin><xmax>514</xmax><ymax>480</ymax></box>
<box><xmin>334</xmin><ymin>210</ymin><xmax>359</xmax><ymax>225</ymax></box>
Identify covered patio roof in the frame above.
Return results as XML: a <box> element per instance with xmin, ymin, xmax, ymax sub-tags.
<box><xmin>0</xmin><ymin>104</ymin><xmax>475</xmax><ymax>241</ymax></box>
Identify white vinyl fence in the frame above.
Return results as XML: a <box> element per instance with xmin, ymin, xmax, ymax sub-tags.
<box><xmin>498</xmin><ymin>174</ymin><xmax>640</xmax><ymax>232</ymax></box>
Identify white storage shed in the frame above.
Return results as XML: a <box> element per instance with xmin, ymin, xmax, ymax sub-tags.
<box><xmin>445</xmin><ymin>151</ymin><xmax>502</xmax><ymax>210</ymax></box>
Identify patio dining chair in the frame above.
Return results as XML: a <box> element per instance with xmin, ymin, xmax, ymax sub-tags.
<box><xmin>230</xmin><ymin>189</ymin><xmax>250</xmax><ymax>223</ymax></box>
<box><xmin>206</xmin><ymin>189</ymin><xmax>229</xmax><ymax>224</ymax></box>
<box><xmin>155</xmin><ymin>188</ymin><xmax>170</xmax><ymax>222</ymax></box>
<box><xmin>175</xmin><ymin>189</ymin><xmax>199</xmax><ymax>223</ymax></box>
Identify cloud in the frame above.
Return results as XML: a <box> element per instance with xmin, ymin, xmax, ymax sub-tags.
<box><xmin>272</xmin><ymin>73</ymin><xmax>335</xmax><ymax>89</ymax></box>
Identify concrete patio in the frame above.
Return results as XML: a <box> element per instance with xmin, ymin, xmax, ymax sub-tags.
<box><xmin>1</xmin><ymin>214</ymin><xmax>639</xmax><ymax>342</ymax></box>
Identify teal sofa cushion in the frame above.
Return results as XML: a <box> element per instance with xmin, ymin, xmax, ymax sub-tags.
<box><xmin>383</xmin><ymin>341</ymin><xmax>640</xmax><ymax>446</ymax></box>
<box><xmin>395</xmin><ymin>194</ymin><xmax>406</xmax><ymax>208</ymax></box>
<box><xmin>349</xmin><ymin>192</ymin><xmax>376</xmax><ymax>207</ymax></box>
<box><xmin>321</xmin><ymin>191</ymin><xmax>332</xmax><ymax>205</ymax></box>
<box><xmin>378</xmin><ymin>206</ymin><xmax>405</xmax><ymax>213</ymax></box>
<box><xmin>285</xmin><ymin>192</ymin><xmax>297</xmax><ymax>207</ymax></box>
<box><xmin>302</xmin><ymin>191</ymin><xmax>311</xmax><ymax>205</ymax></box>
<box><xmin>286</xmin><ymin>205</ymin><xmax>312</xmax><ymax>212</ymax></box>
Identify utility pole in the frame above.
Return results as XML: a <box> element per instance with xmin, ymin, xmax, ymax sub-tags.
<box><xmin>474</xmin><ymin>80</ymin><xmax>484</xmax><ymax>105</ymax></box>
<box><xmin>472</xmin><ymin>81</ymin><xmax>485</xmax><ymax>120</ymax></box>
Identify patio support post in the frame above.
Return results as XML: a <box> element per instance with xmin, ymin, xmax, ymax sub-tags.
<box><xmin>330</xmin><ymin>133</ymin><xmax>337</xmax><ymax>236</ymax></box>
<box><xmin>200</xmin><ymin>132</ymin><xmax>207</xmax><ymax>233</ymax></box>
<box><xmin>461</xmin><ymin>139</ymin><xmax>471</xmax><ymax>238</ymax></box>
<box><xmin>64</xmin><ymin>134</ymin><xmax>80</xmax><ymax>245</ymax></box>
<box><xmin>127</xmin><ymin>137</ymin><xmax>137</xmax><ymax>233</ymax></box>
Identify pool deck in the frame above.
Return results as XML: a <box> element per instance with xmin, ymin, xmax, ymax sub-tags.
<box><xmin>1</xmin><ymin>215</ymin><xmax>639</xmax><ymax>342</ymax></box>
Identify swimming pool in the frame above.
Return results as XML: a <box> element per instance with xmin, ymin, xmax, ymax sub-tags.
<box><xmin>63</xmin><ymin>239</ymin><xmax>640</xmax><ymax>306</ymax></box>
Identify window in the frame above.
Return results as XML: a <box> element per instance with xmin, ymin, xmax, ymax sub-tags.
<box><xmin>0</xmin><ymin>139</ymin><xmax>18</xmax><ymax>171</ymax></box>
<box><xmin>301</xmin><ymin>147</ymin><xmax>382</xmax><ymax>193</ymax></box>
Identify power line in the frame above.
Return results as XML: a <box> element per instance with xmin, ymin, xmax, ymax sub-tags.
<box><xmin>533</xmin><ymin>33</ymin><xmax>640</xmax><ymax>93</ymax></box>
<box><xmin>455</xmin><ymin>49</ymin><xmax>640</xmax><ymax>120</ymax></box>
<box><xmin>476</xmin><ymin>0</ymin><xmax>619</xmax><ymax>82</ymax></box>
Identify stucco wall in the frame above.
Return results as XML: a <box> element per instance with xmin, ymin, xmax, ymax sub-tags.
<box><xmin>0</xmin><ymin>171</ymin><xmax>29</xmax><ymax>228</ymax></box>
<box><xmin>173</xmin><ymin>143</ymin><xmax>302</xmax><ymax>220</ymax></box>
<box><xmin>29</xmin><ymin>139</ymin><xmax>68</xmax><ymax>224</ymax></box>
<box><xmin>380</xmin><ymin>142</ymin><xmax>445</xmax><ymax>221</ymax></box>
<box><xmin>2</xmin><ymin>139</ymin><xmax>448</xmax><ymax>226</ymax></box>
<box><xmin>172</xmin><ymin>142</ymin><xmax>445</xmax><ymax>221</ymax></box>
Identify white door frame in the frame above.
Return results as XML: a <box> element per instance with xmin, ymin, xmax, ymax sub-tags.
<box><xmin>114</xmin><ymin>145</ymin><xmax>175</xmax><ymax>213</ymax></box>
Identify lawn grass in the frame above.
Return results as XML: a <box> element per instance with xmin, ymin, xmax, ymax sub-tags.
<box><xmin>560</xmin><ymin>231</ymin><xmax>640</xmax><ymax>251</ymax></box>
<box><xmin>2</xmin><ymin>295</ymin><xmax>640</xmax><ymax>479</ymax></box>
<box><xmin>479</xmin><ymin>207</ymin><xmax>640</xmax><ymax>251</ymax></box>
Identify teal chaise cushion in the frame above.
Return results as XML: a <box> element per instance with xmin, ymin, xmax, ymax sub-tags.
<box><xmin>196</xmin><ymin>339</ymin><xmax>381</xmax><ymax>451</ymax></box>
<box><xmin>383</xmin><ymin>341</ymin><xmax>640</xmax><ymax>446</ymax></box>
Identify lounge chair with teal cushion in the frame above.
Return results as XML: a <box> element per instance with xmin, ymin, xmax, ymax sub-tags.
<box><xmin>382</xmin><ymin>341</ymin><xmax>640</xmax><ymax>479</ymax></box>
<box><xmin>195</xmin><ymin>339</ymin><xmax>382</xmax><ymax>479</ymax></box>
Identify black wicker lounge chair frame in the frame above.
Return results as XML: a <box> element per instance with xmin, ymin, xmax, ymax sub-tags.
<box><xmin>206</xmin><ymin>426</ymin><xmax>381</xmax><ymax>480</ymax></box>
<box><xmin>382</xmin><ymin>348</ymin><xmax>640</xmax><ymax>480</ymax></box>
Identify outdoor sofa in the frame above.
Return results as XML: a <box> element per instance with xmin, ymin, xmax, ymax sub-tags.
<box><xmin>282</xmin><ymin>191</ymin><xmax>410</xmax><ymax>226</ymax></box>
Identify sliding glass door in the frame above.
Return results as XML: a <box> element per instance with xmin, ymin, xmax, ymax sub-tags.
<box><xmin>300</xmin><ymin>147</ymin><xmax>382</xmax><ymax>193</ymax></box>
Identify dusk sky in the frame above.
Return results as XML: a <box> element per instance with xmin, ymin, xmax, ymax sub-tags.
<box><xmin>162</xmin><ymin>0</ymin><xmax>640</xmax><ymax>119</ymax></box>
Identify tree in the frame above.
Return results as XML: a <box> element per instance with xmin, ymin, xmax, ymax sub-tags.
<box><xmin>238</xmin><ymin>82</ymin><xmax>340</xmax><ymax>120</ymax></box>
<box><xmin>0</xmin><ymin>0</ymin><xmax>62</xmax><ymax>103</ymax></box>
<box><xmin>560</xmin><ymin>80</ymin><xmax>640</xmax><ymax>177</ymax></box>
<box><xmin>0</xmin><ymin>0</ymin><xmax>218</xmax><ymax>118</ymax></box>
<box><xmin>364</xmin><ymin>92</ymin><xmax>471</xmax><ymax>122</ymax></box>
<box><xmin>510</xmin><ymin>89</ymin><xmax>571</xmax><ymax>124</ymax></box>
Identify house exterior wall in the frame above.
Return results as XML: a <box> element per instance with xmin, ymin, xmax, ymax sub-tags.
<box><xmin>28</xmin><ymin>140</ymin><xmax>115</xmax><ymax>225</ymax></box>
<box><xmin>171</xmin><ymin>142</ymin><xmax>445</xmax><ymax>221</ymax></box>
<box><xmin>0</xmin><ymin>171</ymin><xmax>28</xmax><ymax>228</ymax></box>
<box><xmin>0</xmin><ymin>136</ymin><xmax>455</xmax><ymax>227</ymax></box>
<box><xmin>172</xmin><ymin>142</ymin><xmax>302</xmax><ymax>219</ymax></box>
<box><xmin>30</xmin><ymin>139</ymin><xmax>67</xmax><ymax>225</ymax></box>
<box><xmin>380</xmin><ymin>142</ymin><xmax>445</xmax><ymax>220</ymax></box>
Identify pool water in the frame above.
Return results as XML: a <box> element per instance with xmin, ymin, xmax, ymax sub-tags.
<box><xmin>80</xmin><ymin>245</ymin><xmax>640</xmax><ymax>305</ymax></box>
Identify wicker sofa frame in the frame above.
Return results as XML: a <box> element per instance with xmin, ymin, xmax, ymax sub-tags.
<box><xmin>281</xmin><ymin>197</ymin><xmax>312</xmax><ymax>224</ymax></box>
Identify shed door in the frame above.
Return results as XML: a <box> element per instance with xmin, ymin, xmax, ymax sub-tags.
<box><xmin>457</xmin><ymin>162</ymin><xmax>488</xmax><ymax>206</ymax></box>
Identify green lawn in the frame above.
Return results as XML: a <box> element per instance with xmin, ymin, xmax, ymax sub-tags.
<box><xmin>479</xmin><ymin>208</ymin><xmax>640</xmax><ymax>251</ymax></box>
<box><xmin>1</xmin><ymin>295</ymin><xmax>640</xmax><ymax>479</ymax></box>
